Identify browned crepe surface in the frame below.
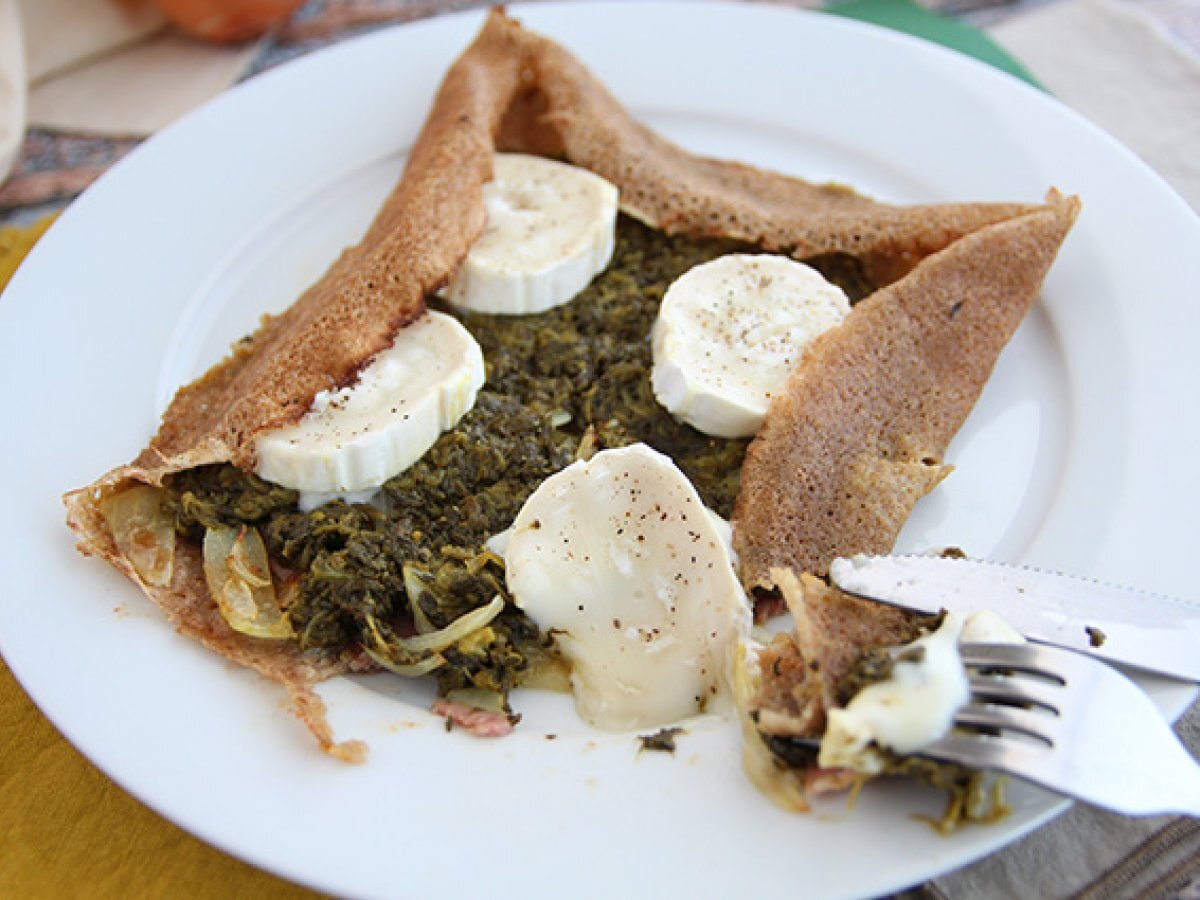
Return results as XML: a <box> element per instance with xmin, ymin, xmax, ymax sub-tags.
<box><xmin>734</xmin><ymin>193</ymin><xmax>1080</xmax><ymax>590</ymax></box>
<box><xmin>64</xmin><ymin>9</ymin><xmax>1077</xmax><ymax>757</ymax></box>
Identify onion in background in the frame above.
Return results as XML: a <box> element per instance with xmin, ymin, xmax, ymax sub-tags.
<box><xmin>152</xmin><ymin>0</ymin><xmax>305</xmax><ymax>43</ymax></box>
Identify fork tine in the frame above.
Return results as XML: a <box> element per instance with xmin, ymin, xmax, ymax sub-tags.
<box><xmin>958</xmin><ymin>642</ymin><xmax>1065</xmax><ymax>681</ymax></box>
<box><xmin>767</xmin><ymin>643</ymin><xmax>1200</xmax><ymax>816</ymax></box>
<box><xmin>954</xmin><ymin>701</ymin><xmax>1056</xmax><ymax>744</ymax></box>
<box><xmin>932</xmin><ymin>644</ymin><xmax>1200</xmax><ymax>817</ymax></box>
<box><xmin>922</xmin><ymin>731</ymin><xmax>1049</xmax><ymax>773</ymax></box>
<box><xmin>967</xmin><ymin>672</ymin><xmax>1061</xmax><ymax>712</ymax></box>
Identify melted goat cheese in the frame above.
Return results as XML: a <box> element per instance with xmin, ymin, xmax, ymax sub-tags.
<box><xmin>503</xmin><ymin>444</ymin><xmax>751</xmax><ymax>730</ymax></box>
<box><xmin>960</xmin><ymin>609</ymin><xmax>1026</xmax><ymax>644</ymax></box>
<box><xmin>818</xmin><ymin>610</ymin><xmax>1027</xmax><ymax>773</ymax></box>
<box><xmin>819</xmin><ymin>613</ymin><xmax>970</xmax><ymax>774</ymax></box>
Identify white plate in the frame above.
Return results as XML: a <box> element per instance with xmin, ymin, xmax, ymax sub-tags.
<box><xmin>2</xmin><ymin>3</ymin><xmax>1198</xmax><ymax>898</ymax></box>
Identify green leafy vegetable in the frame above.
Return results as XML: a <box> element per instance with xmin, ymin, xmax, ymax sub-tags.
<box><xmin>159</xmin><ymin>217</ymin><xmax>878</xmax><ymax>709</ymax></box>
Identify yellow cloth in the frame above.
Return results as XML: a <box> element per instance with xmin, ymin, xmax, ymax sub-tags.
<box><xmin>0</xmin><ymin>658</ymin><xmax>325</xmax><ymax>898</ymax></box>
<box><xmin>0</xmin><ymin>215</ymin><xmax>55</xmax><ymax>290</ymax></box>
<box><xmin>0</xmin><ymin>218</ymin><xmax>322</xmax><ymax>897</ymax></box>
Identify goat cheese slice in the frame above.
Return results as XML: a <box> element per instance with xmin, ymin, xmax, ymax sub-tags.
<box><xmin>443</xmin><ymin>153</ymin><xmax>619</xmax><ymax>315</ymax></box>
<box><xmin>254</xmin><ymin>311</ymin><xmax>484</xmax><ymax>498</ymax></box>
<box><xmin>651</xmin><ymin>254</ymin><xmax>850</xmax><ymax>438</ymax></box>
<box><xmin>504</xmin><ymin>443</ymin><xmax>752</xmax><ymax>731</ymax></box>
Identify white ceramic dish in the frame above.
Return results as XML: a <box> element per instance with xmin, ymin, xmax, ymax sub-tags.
<box><xmin>2</xmin><ymin>3</ymin><xmax>1197</xmax><ymax>898</ymax></box>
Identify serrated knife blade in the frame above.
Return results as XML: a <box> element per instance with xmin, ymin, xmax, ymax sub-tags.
<box><xmin>828</xmin><ymin>555</ymin><xmax>1200</xmax><ymax>682</ymax></box>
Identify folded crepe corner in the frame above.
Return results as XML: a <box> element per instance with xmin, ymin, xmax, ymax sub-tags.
<box><xmin>63</xmin><ymin>8</ymin><xmax>1080</xmax><ymax>759</ymax></box>
<box><xmin>733</xmin><ymin>191</ymin><xmax>1080</xmax><ymax>590</ymax></box>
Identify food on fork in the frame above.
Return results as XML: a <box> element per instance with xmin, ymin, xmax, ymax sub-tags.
<box><xmin>64</xmin><ymin>5</ymin><xmax>1078</xmax><ymax>809</ymax></box>
<box><xmin>737</xmin><ymin>570</ymin><xmax>1011</xmax><ymax>826</ymax></box>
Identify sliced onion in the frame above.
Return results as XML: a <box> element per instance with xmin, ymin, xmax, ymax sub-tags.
<box><xmin>99</xmin><ymin>485</ymin><xmax>175</xmax><ymax>587</ymax></box>
<box><xmin>392</xmin><ymin>595</ymin><xmax>506</xmax><ymax>654</ymax></box>
<box><xmin>151</xmin><ymin>0</ymin><xmax>304</xmax><ymax>43</ymax></box>
<box><xmin>731</xmin><ymin>638</ymin><xmax>811</xmax><ymax>812</ymax></box>
<box><xmin>402</xmin><ymin>563</ymin><xmax>436</xmax><ymax>634</ymax></box>
<box><xmin>575</xmin><ymin>425</ymin><xmax>598</xmax><ymax>461</ymax></box>
<box><xmin>363</xmin><ymin>647</ymin><xmax>446</xmax><ymax>678</ymax></box>
<box><xmin>227</xmin><ymin>535</ymin><xmax>271</xmax><ymax>588</ymax></box>
<box><xmin>202</xmin><ymin>525</ymin><xmax>293</xmax><ymax>640</ymax></box>
<box><xmin>465</xmin><ymin>549</ymin><xmax>503</xmax><ymax>576</ymax></box>
<box><xmin>361</xmin><ymin>595</ymin><xmax>508</xmax><ymax>680</ymax></box>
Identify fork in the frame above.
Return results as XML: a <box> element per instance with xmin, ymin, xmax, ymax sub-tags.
<box><xmin>922</xmin><ymin>643</ymin><xmax>1200</xmax><ymax>817</ymax></box>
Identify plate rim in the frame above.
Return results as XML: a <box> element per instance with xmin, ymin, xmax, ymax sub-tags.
<box><xmin>2</xmin><ymin>3</ymin><xmax>1198</xmax><ymax>898</ymax></box>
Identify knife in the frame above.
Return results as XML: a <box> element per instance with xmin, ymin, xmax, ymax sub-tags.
<box><xmin>828</xmin><ymin>555</ymin><xmax>1200</xmax><ymax>683</ymax></box>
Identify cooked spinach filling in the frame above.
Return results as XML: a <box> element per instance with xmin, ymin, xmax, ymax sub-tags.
<box><xmin>162</xmin><ymin>216</ymin><xmax>876</xmax><ymax>710</ymax></box>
